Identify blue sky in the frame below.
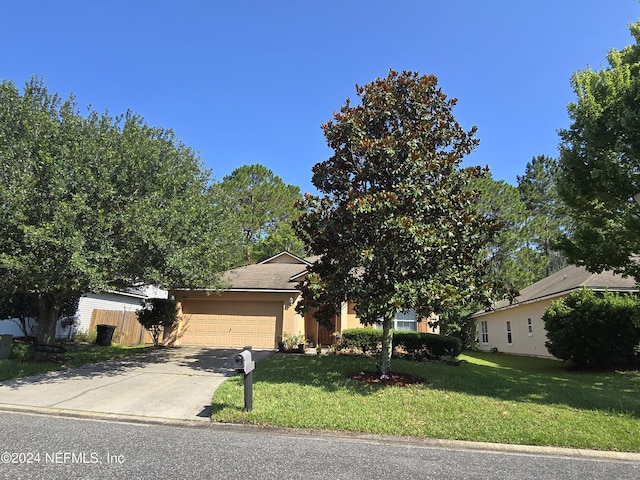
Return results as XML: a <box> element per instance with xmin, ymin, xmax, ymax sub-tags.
<box><xmin>2</xmin><ymin>1</ymin><xmax>639</xmax><ymax>194</ymax></box>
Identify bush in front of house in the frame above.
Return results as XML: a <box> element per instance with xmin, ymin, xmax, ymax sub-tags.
<box><xmin>543</xmin><ymin>289</ymin><xmax>640</xmax><ymax>368</ymax></box>
<box><xmin>136</xmin><ymin>298</ymin><xmax>179</xmax><ymax>346</ymax></box>
<box><xmin>341</xmin><ymin>328</ymin><xmax>382</xmax><ymax>352</ymax></box>
<box><xmin>393</xmin><ymin>331</ymin><xmax>462</xmax><ymax>358</ymax></box>
<box><xmin>341</xmin><ymin>328</ymin><xmax>462</xmax><ymax>359</ymax></box>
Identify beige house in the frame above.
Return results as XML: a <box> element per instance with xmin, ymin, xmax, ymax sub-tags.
<box><xmin>171</xmin><ymin>251</ymin><xmax>437</xmax><ymax>348</ymax></box>
<box><xmin>473</xmin><ymin>265</ymin><xmax>638</xmax><ymax>358</ymax></box>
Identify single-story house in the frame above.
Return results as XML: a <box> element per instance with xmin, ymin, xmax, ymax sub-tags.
<box><xmin>472</xmin><ymin>264</ymin><xmax>638</xmax><ymax>358</ymax></box>
<box><xmin>171</xmin><ymin>251</ymin><xmax>438</xmax><ymax>349</ymax></box>
<box><xmin>0</xmin><ymin>286</ymin><xmax>167</xmax><ymax>339</ymax></box>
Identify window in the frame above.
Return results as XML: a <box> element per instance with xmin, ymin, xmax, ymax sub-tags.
<box><xmin>481</xmin><ymin>320</ymin><xmax>489</xmax><ymax>344</ymax></box>
<box><xmin>375</xmin><ymin>310</ymin><xmax>418</xmax><ymax>331</ymax></box>
<box><xmin>393</xmin><ymin>310</ymin><xmax>417</xmax><ymax>331</ymax></box>
<box><xmin>506</xmin><ymin>321</ymin><xmax>512</xmax><ymax>345</ymax></box>
<box><xmin>527</xmin><ymin>318</ymin><xmax>533</xmax><ymax>336</ymax></box>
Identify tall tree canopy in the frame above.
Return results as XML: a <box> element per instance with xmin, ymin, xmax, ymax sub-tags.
<box><xmin>216</xmin><ymin>164</ymin><xmax>305</xmax><ymax>264</ymax></box>
<box><xmin>517</xmin><ymin>155</ymin><xmax>568</xmax><ymax>278</ymax></box>
<box><xmin>471</xmin><ymin>174</ymin><xmax>532</xmax><ymax>292</ymax></box>
<box><xmin>0</xmin><ymin>77</ymin><xmax>233</xmax><ymax>344</ymax></box>
<box><xmin>557</xmin><ymin>21</ymin><xmax>640</xmax><ymax>280</ymax></box>
<box><xmin>294</xmin><ymin>70</ymin><xmax>500</xmax><ymax>376</ymax></box>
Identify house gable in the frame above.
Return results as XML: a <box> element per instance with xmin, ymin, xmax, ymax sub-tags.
<box><xmin>259</xmin><ymin>251</ymin><xmax>310</xmax><ymax>265</ymax></box>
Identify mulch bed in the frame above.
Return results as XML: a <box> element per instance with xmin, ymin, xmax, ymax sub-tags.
<box><xmin>348</xmin><ymin>370</ymin><xmax>429</xmax><ymax>387</ymax></box>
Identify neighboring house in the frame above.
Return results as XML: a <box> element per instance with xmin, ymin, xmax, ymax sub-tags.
<box><xmin>0</xmin><ymin>287</ymin><xmax>167</xmax><ymax>339</ymax></box>
<box><xmin>472</xmin><ymin>265</ymin><xmax>638</xmax><ymax>358</ymax></box>
<box><xmin>71</xmin><ymin>287</ymin><xmax>168</xmax><ymax>336</ymax></box>
<box><xmin>171</xmin><ymin>251</ymin><xmax>438</xmax><ymax>349</ymax></box>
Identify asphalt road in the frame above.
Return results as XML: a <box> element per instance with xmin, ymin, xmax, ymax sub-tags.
<box><xmin>0</xmin><ymin>412</ymin><xmax>638</xmax><ymax>480</ymax></box>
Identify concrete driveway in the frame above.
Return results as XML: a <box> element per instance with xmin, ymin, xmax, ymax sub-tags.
<box><xmin>0</xmin><ymin>347</ymin><xmax>273</xmax><ymax>422</ymax></box>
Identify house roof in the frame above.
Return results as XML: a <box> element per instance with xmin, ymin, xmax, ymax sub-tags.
<box><xmin>220</xmin><ymin>262</ymin><xmax>307</xmax><ymax>292</ymax></box>
<box><xmin>213</xmin><ymin>251</ymin><xmax>310</xmax><ymax>292</ymax></box>
<box><xmin>474</xmin><ymin>264</ymin><xmax>638</xmax><ymax>316</ymax></box>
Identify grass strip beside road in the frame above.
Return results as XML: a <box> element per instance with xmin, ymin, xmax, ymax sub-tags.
<box><xmin>0</xmin><ymin>342</ymin><xmax>152</xmax><ymax>381</ymax></box>
<box><xmin>212</xmin><ymin>351</ymin><xmax>640</xmax><ymax>452</ymax></box>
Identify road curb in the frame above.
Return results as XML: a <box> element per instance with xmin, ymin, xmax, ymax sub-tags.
<box><xmin>1</xmin><ymin>403</ymin><xmax>638</xmax><ymax>463</ymax></box>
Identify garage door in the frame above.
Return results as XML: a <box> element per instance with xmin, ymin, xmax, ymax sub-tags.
<box><xmin>179</xmin><ymin>300</ymin><xmax>280</xmax><ymax>348</ymax></box>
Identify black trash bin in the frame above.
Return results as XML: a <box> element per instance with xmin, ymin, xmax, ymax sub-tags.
<box><xmin>96</xmin><ymin>324</ymin><xmax>116</xmax><ymax>346</ymax></box>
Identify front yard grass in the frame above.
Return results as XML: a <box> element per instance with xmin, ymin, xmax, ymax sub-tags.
<box><xmin>211</xmin><ymin>351</ymin><xmax>640</xmax><ymax>452</ymax></box>
<box><xmin>0</xmin><ymin>342</ymin><xmax>152</xmax><ymax>381</ymax></box>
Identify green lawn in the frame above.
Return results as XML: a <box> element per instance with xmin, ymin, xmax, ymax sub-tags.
<box><xmin>211</xmin><ymin>351</ymin><xmax>640</xmax><ymax>452</ymax></box>
<box><xmin>0</xmin><ymin>342</ymin><xmax>152</xmax><ymax>382</ymax></box>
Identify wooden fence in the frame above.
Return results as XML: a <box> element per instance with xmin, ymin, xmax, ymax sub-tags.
<box><xmin>89</xmin><ymin>309</ymin><xmax>153</xmax><ymax>346</ymax></box>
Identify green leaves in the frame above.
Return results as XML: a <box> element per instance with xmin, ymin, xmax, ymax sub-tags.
<box><xmin>295</xmin><ymin>70</ymin><xmax>499</xmax><ymax>373</ymax></box>
<box><xmin>0</xmin><ymin>76</ymin><xmax>232</xmax><ymax>342</ymax></box>
<box><xmin>215</xmin><ymin>164</ymin><xmax>305</xmax><ymax>264</ymax></box>
<box><xmin>557</xmin><ymin>20</ymin><xmax>640</xmax><ymax>281</ymax></box>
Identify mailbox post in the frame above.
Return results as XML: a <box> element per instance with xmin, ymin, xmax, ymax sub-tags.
<box><xmin>234</xmin><ymin>346</ymin><xmax>255</xmax><ymax>412</ymax></box>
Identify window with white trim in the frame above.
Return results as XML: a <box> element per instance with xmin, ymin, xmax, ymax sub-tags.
<box><xmin>375</xmin><ymin>310</ymin><xmax>418</xmax><ymax>331</ymax></box>
<box><xmin>506</xmin><ymin>321</ymin><xmax>512</xmax><ymax>345</ymax></box>
<box><xmin>393</xmin><ymin>310</ymin><xmax>417</xmax><ymax>331</ymax></box>
<box><xmin>527</xmin><ymin>318</ymin><xmax>533</xmax><ymax>336</ymax></box>
<box><xmin>480</xmin><ymin>320</ymin><xmax>489</xmax><ymax>344</ymax></box>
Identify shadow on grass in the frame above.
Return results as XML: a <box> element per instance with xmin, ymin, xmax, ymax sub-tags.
<box><xmin>236</xmin><ymin>351</ymin><xmax>640</xmax><ymax>417</ymax></box>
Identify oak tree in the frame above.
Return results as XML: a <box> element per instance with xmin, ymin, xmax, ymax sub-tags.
<box><xmin>557</xmin><ymin>21</ymin><xmax>640</xmax><ymax>280</ymax></box>
<box><xmin>294</xmin><ymin>70</ymin><xmax>499</xmax><ymax>376</ymax></box>
<box><xmin>0</xmin><ymin>77</ymin><xmax>232</xmax><ymax>345</ymax></box>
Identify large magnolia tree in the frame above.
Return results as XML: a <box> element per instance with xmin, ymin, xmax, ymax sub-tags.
<box><xmin>294</xmin><ymin>70</ymin><xmax>500</xmax><ymax>376</ymax></box>
<box><xmin>0</xmin><ymin>77</ymin><xmax>233</xmax><ymax>344</ymax></box>
<box><xmin>557</xmin><ymin>21</ymin><xmax>640</xmax><ymax>280</ymax></box>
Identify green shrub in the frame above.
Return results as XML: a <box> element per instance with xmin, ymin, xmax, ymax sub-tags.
<box><xmin>341</xmin><ymin>328</ymin><xmax>462</xmax><ymax>358</ymax></box>
<box><xmin>341</xmin><ymin>328</ymin><xmax>382</xmax><ymax>352</ymax></box>
<box><xmin>136</xmin><ymin>298</ymin><xmax>179</xmax><ymax>346</ymax></box>
<box><xmin>9</xmin><ymin>341</ymin><xmax>32</xmax><ymax>361</ymax></box>
<box><xmin>74</xmin><ymin>329</ymin><xmax>97</xmax><ymax>343</ymax></box>
<box><xmin>393</xmin><ymin>331</ymin><xmax>462</xmax><ymax>358</ymax></box>
<box><xmin>543</xmin><ymin>289</ymin><xmax>640</xmax><ymax>368</ymax></box>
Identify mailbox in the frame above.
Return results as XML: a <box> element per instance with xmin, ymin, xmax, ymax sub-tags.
<box><xmin>234</xmin><ymin>347</ymin><xmax>255</xmax><ymax>412</ymax></box>
<box><xmin>234</xmin><ymin>349</ymin><xmax>255</xmax><ymax>374</ymax></box>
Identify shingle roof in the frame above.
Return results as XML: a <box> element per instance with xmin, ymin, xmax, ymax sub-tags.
<box><xmin>475</xmin><ymin>264</ymin><xmax>638</xmax><ymax>316</ymax></box>
<box><xmin>221</xmin><ymin>262</ymin><xmax>307</xmax><ymax>291</ymax></box>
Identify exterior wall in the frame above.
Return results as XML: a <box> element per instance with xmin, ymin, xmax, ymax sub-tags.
<box><xmin>0</xmin><ymin>318</ymin><xmax>37</xmax><ymax>337</ymax></box>
<box><xmin>345</xmin><ymin>302</ymin><xmax>361</xmax><ymax>330</ymax></box>
<box><xmin>341</xmin><ymin>303</ymin><xmax>440</xmax><ymax>334</ymax></box>
<box><xmin>476</xmin><ymin>299</ymin><xmax>555</xmax><ymax>358</ymax></box>
<box><xmin>418</xmin><ymin>313</ymin><xmax>440</xmax><ymax>334</ymax></box>
<box><xmin>263</xmin><ymin>253</ymin><xmax>305</xmax><ymax>264</ymax></box>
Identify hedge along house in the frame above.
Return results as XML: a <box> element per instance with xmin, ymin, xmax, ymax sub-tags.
<box><xmin>170</xmin><ymin>251</ymin><xmax>439</xmax><ymax>349</ymax></box>
<box><xmin>472</xmin><ymin>264</ymin><xmax>638</xmax><ymax>358</ymax></box>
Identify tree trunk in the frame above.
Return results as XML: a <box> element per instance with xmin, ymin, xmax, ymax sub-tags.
<box><xmin>378</xmin><ymin>316</ymin><xmax>394</xmax><ymax>377</ymax></box>
<box><xmin>37</xmin><ymin>294</ymin><xmax>61</xmax><ymax>345</ymax></box>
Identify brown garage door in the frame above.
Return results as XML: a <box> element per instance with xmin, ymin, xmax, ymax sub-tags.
<box><xmin>179</xmin><ymin>300</ymin><xmax>280</xmax><ymax>348</ymax></box>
